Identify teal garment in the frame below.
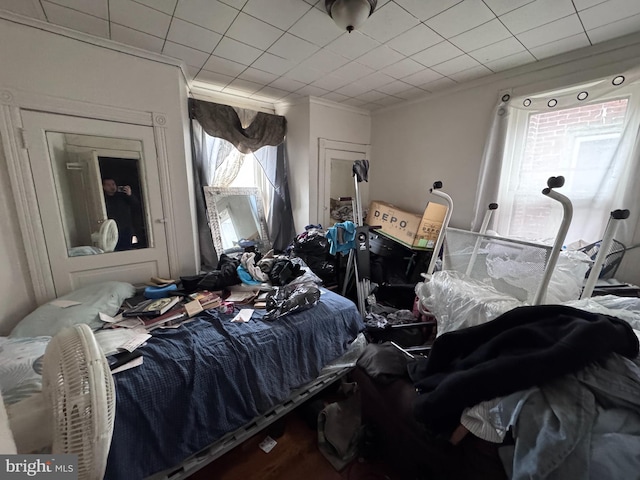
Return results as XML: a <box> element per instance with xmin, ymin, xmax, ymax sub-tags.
<box><xmin>236</xmin><ymin>265</ymin><xmax>262</xmax><ymax>285</ymax></box>
<box><xmin>326</xmin><ymin>221</ymin><xmax>357</xmax><ymax>255</ymax></box>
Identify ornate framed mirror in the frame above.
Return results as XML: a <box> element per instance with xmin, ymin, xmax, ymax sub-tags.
<box><xmin>204</xmin><ymin>186</ymin><xmax>271</xmax><ymax>255</ymax></box>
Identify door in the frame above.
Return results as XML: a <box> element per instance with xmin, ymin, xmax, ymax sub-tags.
<box><xmin>64</xmin><ymin>149</ymin><xmax>107</xmax><ymax>247</ymax></box>
<box><xmin>318</xmin><ymin>140</ymin><xmax>371</xmax><ymax>229</ymax></box>
<box><xmin>21</xmin><ymin>110</ymin><xmax>170</xmax><ymax>295</ymax></box>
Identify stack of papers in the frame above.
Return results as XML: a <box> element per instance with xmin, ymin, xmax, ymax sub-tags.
<box><xmin>94</xmin><ymin>328</ymin><xmax>150</xmax><ymax>374</ymax></box>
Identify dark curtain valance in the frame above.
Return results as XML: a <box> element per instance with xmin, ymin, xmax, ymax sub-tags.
<box><xmin>189</xmin><ymin>98</ymin><xmax>286</xmax><ymax>154</ymax></box>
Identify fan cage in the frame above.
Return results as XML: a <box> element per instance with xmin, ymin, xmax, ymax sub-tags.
<box><xmin>42</xmin><ymin>324</ymin><xmax>116</xmax><ymax>480</ymax></box>
<box><xmin>442</xmin><ymin>228</ymin><xmax>552</xmax><ymax>303</ymax></box>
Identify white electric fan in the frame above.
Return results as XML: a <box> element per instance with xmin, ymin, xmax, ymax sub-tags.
<box><xmin>6</xmin><ymin>324</ymin><xmax>116</xmax><ymax>480</ymax></box>
<box><xmin>91</xmin><ymin>219</ymin><xmax>119</xmax><ymax>253</ymax></box>
<box><xmin>45</xmin><ymin>324</ymin><xmax>116</xmax><ymax>479</ymax></box>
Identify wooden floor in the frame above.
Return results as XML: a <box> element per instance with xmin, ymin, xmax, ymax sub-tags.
<box><xmin>187</xmin><ymin>406</ymin><xmax>399</xmax><ymax>480</ymax></box>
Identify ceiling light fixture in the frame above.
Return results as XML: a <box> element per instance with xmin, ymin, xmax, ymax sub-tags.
<box><xmin>325</xmin><ymin>0</ymin><xmax>377</xmax><ymax>33</ymax></box>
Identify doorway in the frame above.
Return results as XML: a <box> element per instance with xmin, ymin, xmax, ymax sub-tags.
<box><xmin>318</xmin><ymin>139</ymin><xmax>371</xmax><ymax>229</ymax></box>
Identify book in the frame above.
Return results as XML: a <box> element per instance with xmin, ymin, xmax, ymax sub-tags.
<box><xmin>140</xmin><ymin>305</ymin><xmax>187</xmax><ymax>329</ymax></box>
<box><xmin>188</xmin><ymin>291</ymin><xmax>222</xmax><ymax>309</ymax></box>
<box><xmin>122</xmin><ymin>296</ymin><xmax>180</xmax><ymax>317</ymax></box>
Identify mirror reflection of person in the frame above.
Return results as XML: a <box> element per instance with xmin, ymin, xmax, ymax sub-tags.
<box><xmin>102</xmin><ymin>177</ymin><xmax>138</xmax><ymax>251</ymax></box>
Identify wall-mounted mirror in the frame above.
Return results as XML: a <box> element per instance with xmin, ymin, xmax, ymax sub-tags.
<box><xmin>204</xmin><ymin>186</ymin><xmax>270</xmax><ymax>255</ymax></box>
<box><xmin>45</xmin><ymin>132</ymin><xmax>151</xmax><ymax>257</ymax></box>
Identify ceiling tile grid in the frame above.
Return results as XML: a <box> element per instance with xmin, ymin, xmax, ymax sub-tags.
<box><xmin>2</xmin><ymin>0</ymin><xmax>640</xmax><ymax>110</ymax></box>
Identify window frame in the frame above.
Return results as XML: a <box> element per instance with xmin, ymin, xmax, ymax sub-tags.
<box><xmin>495</xmin><ymin>88</ymin><xmax>639</xmax><ymax>242</ymax></box>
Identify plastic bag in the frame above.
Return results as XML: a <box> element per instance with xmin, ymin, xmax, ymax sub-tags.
<box><xmin>484</xmin><ymin>248</ymin><xmax>590</xmax><ymax>303</ymax></box>
<box><xmin>288</xmin><ymin>256</ymin><xmax>324</xmax><ymax>286</ymax></box>
<box><xmin>263</xmin><ymin>283</ymin><xmax>321</xmax><ymax>320</ymax></box>
<box><xmin>415</xmin><ymin>271</ymin><xmax>522</xmax><ymax>336</ymax></box>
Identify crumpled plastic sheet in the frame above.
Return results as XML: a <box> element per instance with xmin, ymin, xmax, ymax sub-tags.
<box><xmin>263</xmin><ymin>282</ymin><xmax>321</xmax><ymax>321</ymax></box>
<box><xmin>565</xmin><ymin>295</ymin><xmax>640</xmax><ymax>332</ymax></box>
<box><xmin>416</xmin><ymin>271</ymin><xmax>640</xmax><ymax>338</ymax></box>
<box><xmin>484</xmin><ymin>246</ymin><xmax>591</xmax><ymax>304</ymax></box>
<box><xmin>416</xmin><ymin>270</ymin><xmax>522</xmax><ymax>336</ymax></box>
<box><xmin>319</xmin><ymin>333</ymin><xmax>368</xmax><ymax>375</ymax></box>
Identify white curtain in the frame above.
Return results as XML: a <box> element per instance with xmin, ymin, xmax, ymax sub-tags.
<box><xmin>472</xmin><ymin>69</ymin><xmax>640</xmax><ymax>254</ymax></box>
<box><xmin>471</xmin><ymin>92</ymin><xmax>512</xmax><ymax>231</ymax></box>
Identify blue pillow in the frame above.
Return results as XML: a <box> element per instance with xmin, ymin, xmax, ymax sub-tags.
<box><xmin>9</xmin><ymin>281</ymin><xmax>135</xmax><ymax>338</ymax></box>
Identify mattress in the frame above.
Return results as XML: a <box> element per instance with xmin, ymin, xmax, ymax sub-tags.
<box><xmin>105</xmin><ymin>288</ymin><xmax>363</xmax><ymax>480</ymax></box>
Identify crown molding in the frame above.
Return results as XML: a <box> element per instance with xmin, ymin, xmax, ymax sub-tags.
<box><xmin>0</xmin><ymin>9</ymin><xmax>190</xmax><ymax>85</ymax></box>
<box><xmin>276</xmin><ymin>95</ymin><xmax>370</xmax><ymax>116</ymax></box>
<box><xmin>189</xmin><ymin>84</ymin><xmax>277</xmax><ymax>114</ymax></box>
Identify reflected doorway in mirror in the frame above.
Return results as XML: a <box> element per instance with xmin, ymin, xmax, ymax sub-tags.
<box><xmin>46</xmin><ymin>131</ymin><xmax>152</xmax><ymax>257</ymax></box>
<box><xmin>100</xmin><ymin>157</ymin><xmax>148</xmax><ymax>251</ymax></box>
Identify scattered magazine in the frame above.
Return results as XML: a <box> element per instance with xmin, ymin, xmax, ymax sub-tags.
<box><xmin>122</xmin><ymin>296</ymin><xmax>181</xmax><ymax>317</ymax></box>
<box><xmin>95</xmin><ymin>328</ymin><xmax>151</xmax><ymax>357</ymax></box>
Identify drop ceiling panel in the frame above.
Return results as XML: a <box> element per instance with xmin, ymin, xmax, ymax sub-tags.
<box><xmin>587</xmin><ymin>14</ymin><xmax>640</xmax><ymax>44</ymax></box>
<box><xmin>393</xmin><ymin>0</ymin><xmax>464</xmax><ymax>21</ymax></box>
<box><xmin>449</xmin><ymin>19</ymin><xmax>511</xmax><ymax>52</ymax></box>
<box><xmin>174</xmin><ymin>0</ymin><xmax>238</xmax><ymax>34</ymax></box>
<box><xmin>110</xmin><ymin>23</ymin><xmax>164</xmax><ymax>53</ymax></box>
<box><xmin>135</xmin><ymin>0</ymin><xmax>177</xmax><ymax>15</ymax></box>
<box><xmin>163</xmin><ymin>41</ymin><xmax>210</xmax><ymax>68</ymax></box>
<box><xmin>358</xmin><ymin>1</ymin><xmax>420</xmax><ymax>43</ymax></box>
<box><xmin>579</xmin><ymin>0</ymin><xmax>640</xmax><ymax>30</ymax></box>
<box><xmin>426</xmin><ymin>0</ymin><xmax>496</xmax><ymax>39</ymax></box>
<box><xmin>110</xmin><ymin>0</ymin><xmax>171</xmax><ymax>38</ymax></box>
<box><xmin>202</xmin><ymin>55</ymin><xmax>247</xmax><ymax>77</ymax></box>
<box><xmin>499</xmin><ymin>0</ymin><xmax>576</xmax><ymax>35</ymax></box>
<box><xmin>225</xmin><ymin>13</ymin><xmax>284</xmax><ymax>49</ymax></box>
<box><xmin>411</xmin><ymin>41</ymin><xmax>464</xmax><ymax>67</ymax></box>
<box><xmin>42</xmin><ymin>2</ymin><xmax>109</xmax><ymax>38</ymax></box>
<box><xmin>4</xmin><ymin>0</ymin><xmax>640</xmax><ymax>111</ymax></box>
<box><xmin>386</xmin><ymin>24</ymin><xmax>443</xmax><ymax>56</ymax></box>
<box><xmin>516</xmin><ymin>14</ymin><xmax>584</xmax><ymax>49</ymax></box>
<box><xmin>44</xmin><ymin>0</ymin><xmax>109</xmax><ymax>19</ymax></box>
<box><xmin>242</xmin><ymin>0</ymin><xmax>310</xmax><ymax>30</ymax></box>
<box><xmin>167</xmin><ymin>18</ymin><xmax>222</xmax><ymax>53</ymax></box>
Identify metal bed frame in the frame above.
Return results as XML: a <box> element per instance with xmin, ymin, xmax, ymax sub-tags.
<box><xmin>147</xmin><ymin>364</ymin><xmax>352</xmax><ymax>480</ymax></box>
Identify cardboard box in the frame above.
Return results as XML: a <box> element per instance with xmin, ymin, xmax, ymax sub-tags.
<box><xmin>366</xmin><ymin>200</ymin><xmax>447</xmax><ymax>250</ymax></box>
<box><xmin>365</xmin><ymin>200</ymin><xmax>423</xmax><ymax>249</ymax></box>
<box><xmin>414</xmin><ymin>202</ymin><xmax>448</xmax><ymax>250</ymax></box>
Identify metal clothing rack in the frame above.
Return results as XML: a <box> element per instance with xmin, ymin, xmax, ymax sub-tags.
<box><xmin>339</xmin><ymin>160</ymin><xmax>375</xmax><ymax>318</ymax></box>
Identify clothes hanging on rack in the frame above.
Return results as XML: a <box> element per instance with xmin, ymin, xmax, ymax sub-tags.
<box><xmin>327</xmin><ymin>221</ymin><xmax>357</xmax><ymax>255</ymax></box>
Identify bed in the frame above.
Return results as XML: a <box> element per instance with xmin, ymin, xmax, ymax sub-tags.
<box><xmin>0</xmin><ymin>282</ymin><xmax>363</xmax><ymax>480</ymax></box>
<box><xmin>105</xmin><ymin>286</ymin><xmax>363</xmax><ymax>480</ymax></box>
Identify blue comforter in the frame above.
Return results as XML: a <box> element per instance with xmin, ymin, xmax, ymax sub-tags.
<box><xmin>105</xmin><ymin>288</ymin><xmax>363</xmax><ymax>480</ymax></box>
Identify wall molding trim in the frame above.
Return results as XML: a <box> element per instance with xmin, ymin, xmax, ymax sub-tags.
<box><xmin>0</xmin><ymin>103</ymin><xmax>54</xmax><ymax>303</ymax></box>
<box><xmin>0</xmin><ymin>87</ymin><xmax>155</xmax><ymax>126</ymax></box>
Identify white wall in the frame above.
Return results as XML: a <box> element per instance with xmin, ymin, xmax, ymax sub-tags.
<box><xmin>0</xmin><ymin>17</ymin><xmax>196</xmax><ymax>333</ymax></box>
<box><xmin>277</xmin><ymin>99</ymin><xmax>310</xmax><ymax>234</ymax></box>
<box><xmin>277</xmin><ymin>98</ymin><xmax>371</xmax><ymax>232</ymax></box>
<box><xmin>370</xmin><ymin>34</ymin><xmax>640</xmax><ymax>285</ymax></box>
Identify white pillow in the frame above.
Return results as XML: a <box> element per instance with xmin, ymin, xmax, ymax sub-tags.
<box><xmin>9</xmin><ymin>281</ymin><xmax>135</xmax><ymax>338</ymax></box>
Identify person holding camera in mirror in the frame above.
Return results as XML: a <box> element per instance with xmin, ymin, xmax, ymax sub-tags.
<box><xmin>102</xmin><ymin>177</ymin><xmax>139</xmax><ymax>251</ymax></box>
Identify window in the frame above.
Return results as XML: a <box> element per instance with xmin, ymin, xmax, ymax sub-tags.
<box><xmin>496</xmin><ymin>93</ymin><xmax>636</xmax><ymax>245</ymax></box>
<box><xmin>210</xmin><ymin>138</ymin><xmax>274</xmax><ymax>219</ymax></box>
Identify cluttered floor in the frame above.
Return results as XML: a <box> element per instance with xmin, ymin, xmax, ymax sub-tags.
<box><xmin>187</xmin><ymin>388</ymin><xmax>400</xmax><ymax>480</ymax></box>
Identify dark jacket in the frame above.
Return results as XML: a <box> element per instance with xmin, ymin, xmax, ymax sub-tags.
<box><xmin>407</xmin><ymin>304</ymin><xmax>639</xmax><ymax>435</ymax></box>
